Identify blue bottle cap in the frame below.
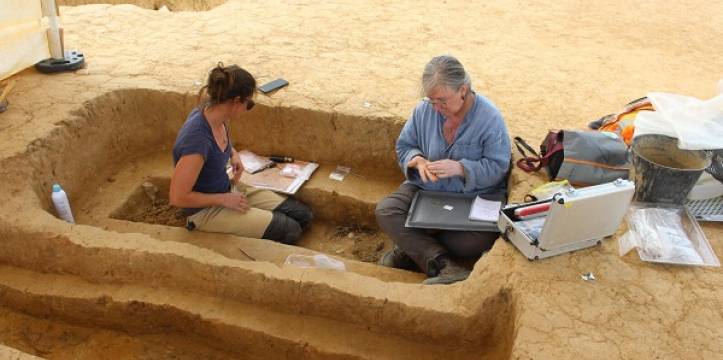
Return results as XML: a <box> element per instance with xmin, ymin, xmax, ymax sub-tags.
<box><xmin>52</xmin><ymin>184</ymin><xmax>62</xmax><ymax>192</ymax></box>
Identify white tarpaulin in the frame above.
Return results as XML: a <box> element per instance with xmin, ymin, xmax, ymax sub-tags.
<box><xmin>634</xmin><ymin>86</ymin><xmax>723</xmax><ymax>150</ymax></box>
<box><xmin>0</xmin><ymin>0</ymin><xmax>50</xmax><ymax>81</ymax></box>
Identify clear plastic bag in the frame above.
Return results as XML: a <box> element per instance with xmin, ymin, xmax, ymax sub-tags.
<box><xmin>619</xmin><ymin>203</ymin><xmax>720</xmax><ymax>266</ymax></box>
<box><xmin>280</xmin><ymin>163</ymin><xmax>302</xmax><ymax>178</ymax></box>
<box><xmin>329</xmin><ymin>165</ymin><xmax>351</xmax><ymax>181</ymax></box>
<box><xmin>239</xmin><ymin>150</ymin><xmax>274</xmax><ymax>174</ymax></box>
<box><xmin>283</xmin><ymin>254</ymin><xmax>347</xmax><ymax>271</ymax></box>
<box><xmin>516</xmin><ymin>216</ymin><xmax>547</xmax><ymax>241</ymax></box>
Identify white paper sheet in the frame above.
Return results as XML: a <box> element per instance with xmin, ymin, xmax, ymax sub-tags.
<box><xmin>468</xmin><ymin>197</ymin><xmax>501</xmax><ymax>222</ymax></box>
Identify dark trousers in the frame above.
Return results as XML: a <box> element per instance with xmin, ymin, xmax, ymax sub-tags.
<box><xmin>375</xmin><ymin>183</ymin><xmax>499</xmax><ymax>275</ymax></box>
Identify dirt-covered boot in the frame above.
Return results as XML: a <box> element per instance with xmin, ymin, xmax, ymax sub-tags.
<box><xmin>422</xmin><ymin>258</ymin><xmax>470</xmax><ymax>285</ymax></box>
<box><xmin>378</xmin><ymin>245</ymin><xmax>417</xmax><ymax>271</ymax></box>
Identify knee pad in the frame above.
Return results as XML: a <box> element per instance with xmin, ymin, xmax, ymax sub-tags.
<box><xmin>263</xmin><ymin>212</ymin><xmax>303</xmax><ymax>245</ymax></box>
<box><xmin>282</xmin><ymin>220</ymin><xmax>303</xmax><ymax>245</ymax></box>
<box><xmin>275</xmin><ymin>198</ymin><xmax>314</xmax><ymax>229</ymax></box>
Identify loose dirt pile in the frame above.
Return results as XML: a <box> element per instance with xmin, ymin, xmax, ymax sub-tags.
<box><xmin>124</xmin><ymin>198</ymin><xmax>187</xmax><ymax>227</ymax></box>
<box><xmin>333</xmin><ymin>224</ymin><xmax>386</xmax><ymax>263</ymax></box>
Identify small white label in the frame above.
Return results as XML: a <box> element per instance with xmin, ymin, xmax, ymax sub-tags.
<box><xmin>443</xmin><ymin>205</ymin><xmax>454</xmax><ymax>211</ymax></box>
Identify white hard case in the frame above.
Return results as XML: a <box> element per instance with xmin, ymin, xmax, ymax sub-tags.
<box><xmin>498</xmin><ymin>179</ymin><xmax>635</xmax><ymax>261</ymax></box>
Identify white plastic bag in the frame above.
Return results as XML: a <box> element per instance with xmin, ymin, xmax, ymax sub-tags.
<box><xmin>329</xmin><ymin>165</ymin><xmax>351</xmax><ymax>181</ymax></box>
<box><xmin>280</xmin><ymin>163</ymin><xmax>302</xmax><ymax>178</ymax></box>
<box><xmin>283</xmin><ymin>254</ymin><xmax>347</xmax><ymax>271</ymax></box>
<box><xmin>239</xmin><ymin>150</ymin><xmax>274</xmax><ymax>174</ymax></box>
<box><xmin>635</xmin><ymin>91</ymin><xmax>723</xmax><ymax>150</ymax></box>
<box><xmin>633</xmin><ymin>110</ymin><xmax>677</xmax><ymax>139</ymax></box>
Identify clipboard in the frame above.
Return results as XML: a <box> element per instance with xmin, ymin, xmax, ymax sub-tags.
<box><xmin>237</xmin><ymin>161</ymin><xmax>318</xmax><ymax>195</ymax></box>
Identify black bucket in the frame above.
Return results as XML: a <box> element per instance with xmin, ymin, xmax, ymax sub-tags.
<box><xmin>631</xmin><ymin>134</ymin><xmax>711</xmax><ymax>204</ymax></box>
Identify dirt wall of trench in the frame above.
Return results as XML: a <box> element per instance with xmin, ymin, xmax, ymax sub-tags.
<box><xmin>16</xmin><ymin>89</ymin><xmax>401</xmax><ymax>216</ymax></box>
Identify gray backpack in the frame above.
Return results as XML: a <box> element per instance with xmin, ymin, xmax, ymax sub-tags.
<box><xmin>514</xmin><ymin>130</ymin><xmax>630</xmax><ymax>186</ymax></box>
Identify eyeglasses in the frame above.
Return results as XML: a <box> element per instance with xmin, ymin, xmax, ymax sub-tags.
<box><xmin>422</xmin><ymin>97</ymin><xmax>449</xmax><ymax>106</ymax></box>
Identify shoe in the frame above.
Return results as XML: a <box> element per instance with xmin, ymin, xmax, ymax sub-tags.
<box><xmin>422</xmin><ymin>259</ymin><xmax>470</xmax><ymax>285</ymax></box>
<box><xmin>588</xmin><ymin>116</ymin><xmax>606</xmax><ymax>130</ymax></box>
<box><xmin>378</xmin><ymin>245</ymin><xmax>417</xmax><ymax>271</ymax></box>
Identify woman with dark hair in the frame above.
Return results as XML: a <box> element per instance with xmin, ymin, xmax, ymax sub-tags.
<box><xmin>170</xmin><ymin>62</ymin><xmax>312</xmax><ymax>244</ymax></box>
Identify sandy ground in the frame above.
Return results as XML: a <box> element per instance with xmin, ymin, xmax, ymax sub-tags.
<box><xmin>0</xmin><ymin>0</ymin><xmax>721</xmax><ymax>359</ymax></box>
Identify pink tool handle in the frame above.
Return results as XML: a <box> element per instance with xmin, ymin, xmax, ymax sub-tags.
<box><xmin>514</xmin><ymin>202</ymin><xmax>551</xmax><ymax>217</ymax></box>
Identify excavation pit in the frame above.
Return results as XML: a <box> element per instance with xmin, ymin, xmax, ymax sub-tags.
<box><xmin>0</xmin><ymin>88</ymin><xmax>515</xmax><ymax>358</ymax></box>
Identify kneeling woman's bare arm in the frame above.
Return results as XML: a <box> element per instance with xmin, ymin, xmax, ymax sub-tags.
<box><xmin>169</xmin><ymin>154</ymin><xmax>249</xmax><ymax>212</ymax></box>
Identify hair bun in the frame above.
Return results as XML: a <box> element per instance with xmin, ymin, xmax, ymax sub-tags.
<box><xmin>208</xmin><ymin>63</ymin><xmax>231</xmax><ymax>103</ymax></box>
<box><xmin>198</xmin><ymin>62</ymin><xmax>256</xmax><ymax>107</ymax></box>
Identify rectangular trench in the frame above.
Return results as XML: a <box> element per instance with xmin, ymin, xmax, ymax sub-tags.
<box><xmin>0</xmin><ymin>88</ymin><xmax>516</xmax><ymax>359</ymax></box>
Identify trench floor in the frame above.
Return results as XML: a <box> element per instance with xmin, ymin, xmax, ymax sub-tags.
<box><xmin>72</xmin><ymin>147</ymin><xmax>425</xmax><ymax>283</ymax></box>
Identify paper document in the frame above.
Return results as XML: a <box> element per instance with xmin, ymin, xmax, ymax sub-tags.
<box><xmin>469</xmin><ymin>197</ymin><xmax>501</xmax><ymax>222</ymax></box>
<box><xmin>240</xmin><ymin>161</ymin><xmax>318</xmax><ymax>195</ymax></box>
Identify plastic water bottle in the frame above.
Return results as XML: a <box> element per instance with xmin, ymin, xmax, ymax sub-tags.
<box><xmin>51</xmin><ymin>184</ymin><xmax>75</xmax><ymax>223</ymax></box>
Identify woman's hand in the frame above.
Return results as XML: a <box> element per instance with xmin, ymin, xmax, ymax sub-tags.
<box><xmin>428</xmin><ymin>159</ymin><xmax>464</xmax><ymax>178</ymax></box>
<box><xmin>230</xmin><ymin>150</ymin><xmax>244</xmax><ymax>183</ymax></box>
<box><xmin>218</xmin><ymin>192</ymin><xmax>250</xmax><ymax>213</ymax></box>
<box><xmin>408</xmin><ymin>156</ymin><xmax>439</xmax><ymax>183</ymax></box>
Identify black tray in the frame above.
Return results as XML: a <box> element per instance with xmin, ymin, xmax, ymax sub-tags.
<box><xmin>405</xmin><ymin>191</ymin><xmax>501</xmax><ymax>232</ymax></box>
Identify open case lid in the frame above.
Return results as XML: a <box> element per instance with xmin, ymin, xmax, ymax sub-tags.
<box><xmin>538</xmin><ymin>179</ymin><xmax>635</xmax><ymax>250</ymax></box>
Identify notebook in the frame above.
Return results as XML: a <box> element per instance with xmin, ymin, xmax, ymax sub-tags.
<box><xmin>469</xmin><ymin>197</ymin><xmax>502</xmax><ymax>222</ymax></box>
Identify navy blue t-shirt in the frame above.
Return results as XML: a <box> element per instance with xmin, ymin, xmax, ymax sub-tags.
<box><xmin>172</xmin><ymin>107</ymin><xmax>231</xmax><ymax>215</ymax></box>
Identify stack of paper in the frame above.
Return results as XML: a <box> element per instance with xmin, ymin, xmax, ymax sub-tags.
<box><xmin>468</xmin><ymin>197</ymin><xmax>501</xmax><ymax>222</ymax></box>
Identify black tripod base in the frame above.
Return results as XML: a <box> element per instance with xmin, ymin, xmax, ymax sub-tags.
<box><xmin>35</xmin><ymin>50</ymin><xmax>85</xmax><ymax>74</ymax></box>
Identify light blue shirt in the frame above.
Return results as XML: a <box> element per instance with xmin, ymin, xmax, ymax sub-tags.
<box><xmin>396</xmin><ymin>93</ymin><xmax>511</xmax><ymax>194</ymax></box>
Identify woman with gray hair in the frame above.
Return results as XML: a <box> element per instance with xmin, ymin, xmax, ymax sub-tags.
<box><xmin>375</xmin><ymin>55</ymin><xmax>511</xmax><ymax>285</ymax></box>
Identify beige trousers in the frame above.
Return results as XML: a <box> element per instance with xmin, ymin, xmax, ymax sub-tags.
<box><xmin>187</xmin><ymin>183</ymin><xmax>286</xmax><ymax>238</ymax></box>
